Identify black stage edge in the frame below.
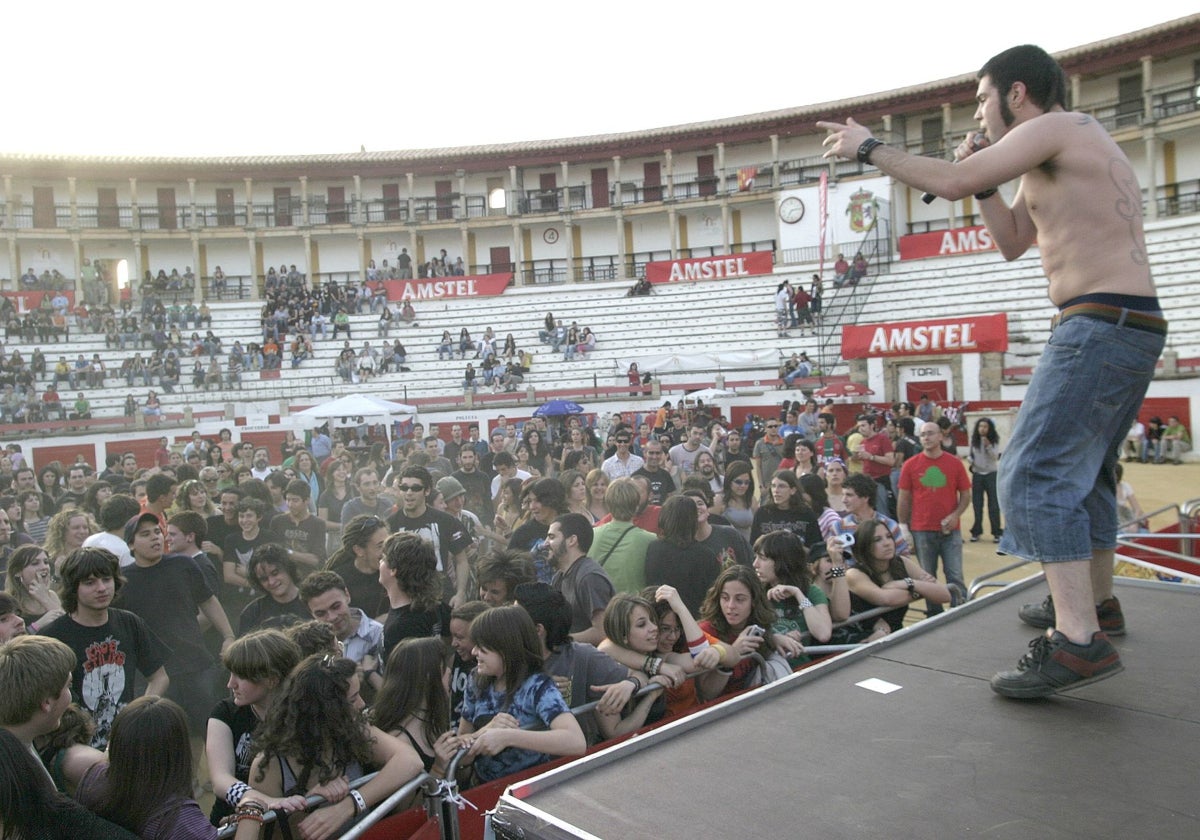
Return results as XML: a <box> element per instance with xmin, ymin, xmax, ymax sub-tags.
<box><xmin>491</xmin><ymin>575</ymin><xmax>1200</xmax><ymax>840</ymax></box>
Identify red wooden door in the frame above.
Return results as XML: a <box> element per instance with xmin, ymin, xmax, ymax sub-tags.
<box><xmin>489</xmin><ymin>247</ymin><xmax>512</xmax><ymax>274</ymax></box>
<box><xmin>591</xmin><ymin>168</ymin><xmax>609</xmax><ymax>209</ymax></box>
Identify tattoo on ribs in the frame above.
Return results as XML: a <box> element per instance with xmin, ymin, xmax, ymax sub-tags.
<box><xmin>1109</xmin><ymin>159</ymin><xmax>1148</xmax><ymax>267</ymax></box>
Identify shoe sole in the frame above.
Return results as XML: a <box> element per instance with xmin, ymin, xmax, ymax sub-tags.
<box><xmin>990</xmin><ymin>661</ymin><xmax>1124</xmax><ymax>699</ymax></box>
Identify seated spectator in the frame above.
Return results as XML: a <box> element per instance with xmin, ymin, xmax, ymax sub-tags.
<box><xmin>848</xmin><ymin>252</ymin><xmax>868</xmax><ymax>284</ymax></box>
<box><xmin>389</xmin><ymin>339</ymin><xmax>407</xmax><ymax>369</ymax></box>
<box><xmin>332</xmin><ymin>308</ymin><xmax>351</xmax><ymax>340</ymax></box>
<box><xmin>143</xmin><ymin>390</ymin><xmax>161</xmax><ymax>420</ymax></box>
<box><xmin>399</xmin><ymin>301</ymin><xmax>416</xmax><ymax>324</ymax></box>
<box><xmin>626</xmin><ymin>277</ymin><xmax>652</xmax><ymax>297</ymax></box>
<box><xmin>1161</xmin><ymin>415</ymin><xmax>1191</xmax><ymax>464</ymax></box>
<box><xmin>226</xmin><ymin>355</ymin><xmax>243</xmax><ymax>389</ymax></box>
<box><xmin>86</xmin><ymin>354</ymin><xmax>105</xmax><ymax>388</ymax></box>
<box><xmin>832</xmin><ymin>253</ymin><xmax>850</xmax><ymax>287</ymax></box>
<box><xmin>500</xmin><ymin>361</ymin><xmax>524</xmax><ymax>392</ymax></box>
<box><xmin>41</xmin><ymin>383</ymin><xmax>65</xmax><ymax>420</ymax></box>
<box><xmin>262</xmin><ymin>338</ymin><xmax>280</xmax><ymax>369</ymax></box>
<box><xmin>782</xmin><ymin>352</ymin><xmax>813</xmax><ymax>388</ymax></box>
<box><xmin>481</xmin><ymin>353</ymin><xmax>499</xmax><ymax>388</ymax></box>
<box><xmin>357</xmin><ymin>345</ymin><xmax>377</xmax><ymax>380</ymax></box>
<box><xmin>203</xmin><ymin>331</ymin><xmax>223</xmax><ymax>356</ymax></box>
<box><xmin>71</xmin><ymin>392</ymin><xmax>93</xmax><ymax>420</ymax></box>
<box><xmin>436</xmin><ymin>330</ymin><xmax>453</xmax><ymax>360</ymax></box>
<box><xmin>205</xmin><ymin>358</ymin><xmax>223</xmax><ymax>390</ymax></box>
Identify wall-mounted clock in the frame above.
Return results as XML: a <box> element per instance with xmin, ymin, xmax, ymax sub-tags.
<box><xmin>779</xmin><ymin>197</ymin><xmax>805</xmax><ymax>224</ymax></box>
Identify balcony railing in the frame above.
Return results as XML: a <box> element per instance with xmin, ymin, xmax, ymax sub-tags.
<box><xmin>1152</xmin><ymin>81</ymin><xmax>1200</xmax><ymax>120</ymax></box>
<box><xmin>1153</xmin><ymin>178</ymin><xmax>1200</xmax><ymax>218</ymax></box>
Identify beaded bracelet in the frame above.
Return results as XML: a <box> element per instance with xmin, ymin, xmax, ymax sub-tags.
<box><xmin>857</xmin><ymin>138</ymin><xmax>884</xmax><ymax>164</ymax></box>
<box><xmin>232</xmin><ymin>800</ymin><xmax>265</xmax><ymax>827</ymax></box>
<box><xmin>798</xmin><ymin>597</ymin><xmax>814</xmax><ymax>609</ymax></box>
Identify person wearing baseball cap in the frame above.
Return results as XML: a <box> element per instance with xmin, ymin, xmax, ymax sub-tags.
<box><xmin>116</xmin><ymin>512</ymin><xmax>235</xmax><ymax>736</ymax></box>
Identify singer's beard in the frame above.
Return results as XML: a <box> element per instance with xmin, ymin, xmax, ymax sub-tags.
<box><xmin>999</xmin><ymin>98</ymin><xmax>1016</xmax><ymax>131</ymax></box>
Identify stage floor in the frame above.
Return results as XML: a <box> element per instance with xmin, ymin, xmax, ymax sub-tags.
<box><xmin>492</xmin><ymin>576</ymin><xmax>1200</xmax><ymax>840</ymax></box>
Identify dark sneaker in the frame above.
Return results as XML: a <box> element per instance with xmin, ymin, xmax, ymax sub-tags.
<box><xmin>990</xmin><ymin>631</ymin><xmax>1123</xmax><ymax>699</ymax></box>
<box><xmin>1095</xmin><ymin>597</ymin><xmax>1126</xmax><ymax>636</ymax></box>
<box><xmin>1017</xmin><ymin>594</ymin><xmax>1126</xmax><ymax>636</ymax></box>
<box><xmin>1018</xmin><ymin>594</ymin><xmax>1056</xmax><ymax>629</ymax></box>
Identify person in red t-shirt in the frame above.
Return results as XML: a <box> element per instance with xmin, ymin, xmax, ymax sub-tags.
<box><xmin>897</xmin><ymin>422</ymin><xmax>970</xmax><ymax>614</ymax></box>
<box><xmin>852</xmin><ymin>415</ymin><xmax>895</xmax><ymax>514</ymax></box>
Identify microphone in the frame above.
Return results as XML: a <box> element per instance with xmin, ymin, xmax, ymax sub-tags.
<box><xmin>921</xmin><ymin>133</ymin><xmax>987</xmax><ymax>204</ymax></box>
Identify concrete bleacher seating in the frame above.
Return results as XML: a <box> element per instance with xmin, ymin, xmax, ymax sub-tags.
<box><xmin>846</xmin><ymin>215</ymin><xmax>1200</xmax><ymax>378</ymax></box>
<box><xmin>3</xmin><ymin>214</ymin><xmax>1197</xmax><ymax>427</ymax></box>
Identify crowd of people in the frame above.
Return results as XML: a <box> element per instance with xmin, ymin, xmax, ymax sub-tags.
<box><xmin>0</xmin><ymin>397</ymin><xmax>1005</xmax><ymax>837</ymax></box>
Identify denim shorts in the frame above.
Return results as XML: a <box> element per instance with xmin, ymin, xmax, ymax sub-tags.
<box><xmin>997</xmin><ymin>311</ymin><xmax>1165</xmax><ymax>563</ymax></box>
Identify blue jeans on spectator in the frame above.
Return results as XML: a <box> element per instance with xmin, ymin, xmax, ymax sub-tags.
<box><xmin>911</xmin><ymin>529</ymin><xmax>963</xmax><ymax>617</ymax></box>
<box><xmin>1139</xmin><ymin>438</ymin><xmax>1161</xmax><ymax>463</ymax></box>
<box><xmin>783</xmin><ymin>364</ymin><xmax>811</xmax><ymax>387</ymax></box>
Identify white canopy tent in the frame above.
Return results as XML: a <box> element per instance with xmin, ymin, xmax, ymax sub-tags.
<box><xmin>292</xmin><ymin>394</ymin><xmax>417</xmax><ymax>430</ymax></box>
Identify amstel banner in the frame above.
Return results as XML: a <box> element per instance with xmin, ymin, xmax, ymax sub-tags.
<box><xmin>646</xmin><ymin>251</ymin><xmax>773</xmax><ymax>284</ymax></box>
<box><xmin>383</xmin><ymin>273</ymin><xmax>513</xmax><ymax>301</ymax></box>
<box><xmin>842</xmin><ymin>314</ymin><xmax>1008</xmax><ymax>359</ymax></box>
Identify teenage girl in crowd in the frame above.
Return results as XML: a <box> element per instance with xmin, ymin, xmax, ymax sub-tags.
<box><xmin>697</xmin><ymin>565</ymin><xmax>805</xmax><ymax>698</ymax></box>
<box><xmin>751</xmin><ymin>531</ymin><xmax>832</xmax><ymax>666</ymax></box>
<box><xmin>249</xmin><ymin>654</ymin><xmax>424</xmax><ymax>840</ymax></box>
<box><xmin>845</xmin><ymin>518</ymin><xmax>950</xmax><ymax>642</ymax></box>
<box><xmin>449</xmin><ymin>605</ymin><xmax>586</xmax><ymax>784</ymax></box>
<box><xmin>206</xmin><ymin>629</ymin><xmax>305</xmax><ymax>826</ymax></box>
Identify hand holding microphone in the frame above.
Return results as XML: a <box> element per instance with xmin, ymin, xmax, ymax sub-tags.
<box><xmin>921</xmin><ymin>132</ymin><xmax>989</xmax><ymax>204</ymax></box>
